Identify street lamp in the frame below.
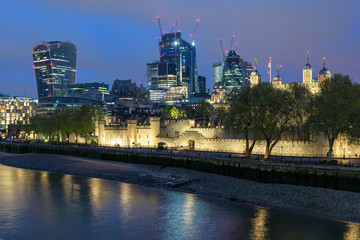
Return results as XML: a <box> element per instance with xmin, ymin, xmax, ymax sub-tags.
<box><xmin>348</xmin><ymin>150</ymin><xmax>351</xmax><ymax>166</ymax></box>
<box><xmin>257</xmin><ymin>147</ymin><xmax>260</xmax><ymax>160</ymax></box>
<box><xmin>281</xmin><ymin>146</ymin><xmax>283</xmax><ymax>159</ymax></box>
<box><xmin>343</xmin><ymin>146</ymin><xmax>345</xmax><ymax>159</ymax></box>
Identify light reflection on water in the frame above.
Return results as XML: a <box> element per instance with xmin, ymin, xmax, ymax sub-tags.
<box><xmin>249</xmin><ymin>208</ymin><xmax>269</xmax><ymax>240</ymax></box>
<box><xmin>0</xmin><ymin>163</ymin><xmax>359</xmax><ymax>240</ymax></box>
<box><xmin>344</xmin><ymin>222</ymin><xmax>360</xmax><ymax>240</ymax></box>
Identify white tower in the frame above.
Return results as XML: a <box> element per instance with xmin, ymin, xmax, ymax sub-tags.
<box><xmin>302</xmin><ymin>50</ymin><xmax>313</xmax><ymax>84</ymax></box>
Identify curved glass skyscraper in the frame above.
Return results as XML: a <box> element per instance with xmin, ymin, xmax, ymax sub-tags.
<box><xmin>222</xmin><ymin>49</ymin><xmax>252</xmax><ymax>93</ymax></box>
<box><xmin>32</xmin><ymin>41</ymin><xmax>77</xmax><ymax>98</ymax></box>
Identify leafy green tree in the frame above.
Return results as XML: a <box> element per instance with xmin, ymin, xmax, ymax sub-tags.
<box><xmin>55</xmin><ymin>108</ymin><xmax>77</xmax><ymax>143</ymax></box>
<box><xmin>76</xmin><ymin>105</ymin><xmax>104</xmax><ymax>144</ymax></box>
<box><xmin>162</xmin><ymin>106</ymin><xmax>187</xmax><ymax>119</ymax></box>
<box><xmin>28</xmin><ymin>114</ymin><xmax>56</xmax><ymax>142</ymax></box>
<box><xmin>225</xmin><ymin>86</ymin><xmax>260</xmax><ymax>158</ymax></box>
<box><xmin>252</xmin><ymin>83</ymin><xmax>305</xmax><ymax>159</ymax></box>
<box><xmin>307</xmin><ymin>74</ymin><xmax>360</xmax><ymax>161</ymax></box>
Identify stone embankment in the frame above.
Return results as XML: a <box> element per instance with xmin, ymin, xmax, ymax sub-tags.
<box><xmin>1</xmin><ymin>152</ymin><xmax>360</xmax><ymax>223</ymax></box>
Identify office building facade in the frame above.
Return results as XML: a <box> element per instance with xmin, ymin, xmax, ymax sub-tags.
<box><xmin>213</xmin><ymin>62</ymin><xmax>224</xmax><ymax>85</ymax></box>
<box><xmin>32</xmin><ymin>41</ymin><xmax>77</xmax><ymax>98</ymax></box>
<box><xmin>0</xmin><ymin>97</ymin><xmax>36</xmax><ymax>136</ymax></box>
<box><xmin>67</xmin><ymin>82</ymin><xmax>109</xmax><ymax>100</ymax></box>
<box><xmin>221</xmin><ymin>49</ymin><xmax>252</xmax><ymax>93</ymax></box>
<box><xmin>159</xmin><ymin>32</ymin><xmax>198</xmax><ymax>95</ymax></box>
<box><xmin>147</xmin><ymin>31</ymin><xmax>199</xmax><ymax>102</ymax></box>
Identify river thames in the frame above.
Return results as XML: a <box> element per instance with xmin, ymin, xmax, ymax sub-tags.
<box><xmin>0</xmin><ymin>163</ymin><xmax>359</xmax><ymax>240</ymax></box>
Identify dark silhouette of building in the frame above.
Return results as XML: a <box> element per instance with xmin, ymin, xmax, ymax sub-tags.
<box><xmin>110</xmin><ymin>79</ymin><xmax>138</xmax><ymax>100</ymax></box>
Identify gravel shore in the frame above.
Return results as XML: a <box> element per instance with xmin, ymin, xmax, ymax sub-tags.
<box><xmin>1</xmin><ymin>152</ymin><xmax>360</xmax><ymax>223</ymax></box>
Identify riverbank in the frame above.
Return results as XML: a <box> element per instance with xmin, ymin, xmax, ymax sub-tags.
<box><xmin>1</xmin><ymin>152</ymin><xmax>360</xmax><ymax>223</ymax></box>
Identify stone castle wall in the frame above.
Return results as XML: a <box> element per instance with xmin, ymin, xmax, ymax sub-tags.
<box><xmin>97</xmin><ymin>118</ymin><xmax>360</xmax><ymax>158</ymax></box>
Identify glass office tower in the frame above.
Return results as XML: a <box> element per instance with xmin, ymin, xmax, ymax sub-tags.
<box><xmin>222</xmin><ymin>49</ymin><xmax>252</xmax><ymax>93</ymax></box>
<box><xmin>159</xmin><ymin>32</ymin><xmax>199</xmax><ymax>95</ymax></box>
<box><xmin>32</xmin><ymin>41</ymin><xmax>77</xmax><ymax>98</ymax></box>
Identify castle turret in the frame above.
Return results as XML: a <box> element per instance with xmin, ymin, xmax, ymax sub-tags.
<box><xmin>302</xmin><ymin>50</ymin><xmax>313</xmax><ymax>84</ymax></box>
<box><xmin>272</xmin><ymin>65</ymin><xmax>283</xmax><ymax>88</ymax></box>
<box><xmin>318</xmin><ymin>56</ymin><xmax>331</xmax><ymax>83</ymax></box>
<box><xmin>250</xmin><ymin>58</ymin><xmax>261</xmax><ymax>87</ymax></box>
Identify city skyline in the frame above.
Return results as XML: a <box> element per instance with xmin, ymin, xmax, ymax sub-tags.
<box><xmin>0</xmin><ymin>0</ymin><xmax>359</xmax><ymax>97</ymax></box>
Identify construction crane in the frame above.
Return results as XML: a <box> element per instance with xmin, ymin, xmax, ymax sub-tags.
<box><xmin>171</xmin><ymin>19</ymin><xmax>178</xmax><ymax>33</ymax></box>
<box><xmin>219</xmin><ymin>39</ymin><xmax>226</xmax><ymax>59</ymax></box>
<box><xmin>156</xmin><ymin>37</ymin><xmax>161</xmax><ymax>52</ymax></box>
<box><xmin>156</xmin><ymin>16</ymin><xmax>163</xmax><ymax>36</ymax></box>
<box><xmin>230</xmin><ymin>35</ymin><xmax>235</xmax><ymax>50</ymax></box>
<box><xmin>191</xmin><ymin>19</ymin><xmax>200</xmax><ymax>45</ymax></box>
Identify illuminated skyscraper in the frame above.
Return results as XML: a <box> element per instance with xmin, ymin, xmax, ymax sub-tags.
<box><xmin>148</xmin><ymin>32</ymin><xmax>198</xmax><ymax>96</ymax></box>
<box><xmin>32</xmin><ymin>41</ymin><xmax>77</xmax><ymax>98</ymax></box>
<box><xmin>222</xmin><ymin>49</ymin><xmax>252</xmax><ymax>93</ymax></box>
<box><xmin>213</xmin><ymin>62</ymin><xmax>224</xmax><ymax>84</ymax></box>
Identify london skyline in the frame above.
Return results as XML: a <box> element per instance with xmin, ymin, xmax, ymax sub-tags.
<box><xmin>0</xmin><ymin>0</ymin><xmax>359</xmax><ymax>97</ymax></box>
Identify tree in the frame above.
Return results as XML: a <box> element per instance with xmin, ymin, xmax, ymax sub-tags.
<box><xmin>28</xmin><ymin>114</ymin><xmax>56</xmax><ymax>142</ymax></box>
<box><xmin>197</xmin><ymin>101</ymin><xmax>212</xmax><ymax>127</ymax></box>
<box><xmin>161</xmin><ymin>106</ymin><xmax>187</xmax><ymax>119</ymax></box>
<box><xmin>252</xmin><ymin>83</ymin><xmax>305</xmax><ymax>159</ymax></box>
<box><xmin>55</xmin><ymin>108</ymin><xmax>76</xmax><ymax>143</ymax></box>
<box><xmin>76</xmin><ymin>105</ymin><xmax>104</xmax><ymax>144</ymax></box>
<box><xmin>184</xmin><ymin>106</ymin><xmax>196</xmax><ymax>119</ymax></box>
<box><xmin>215</xmin><ymin>107</ymin><xmax>227</xmax><ymax>128</ymax></box>
<box><xmin>225</xmin><ymin>86</ymin><xmax>259</xmax><ymax>158</ymax></box>
<box><xmin>307</xmin><ymin>74</ymin><xmax>359</xmax><ymax>161</ymax></box>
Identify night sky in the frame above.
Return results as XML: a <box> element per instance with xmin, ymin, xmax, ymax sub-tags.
<box><xmin>1</xmin><ymin>0</ymin><xmax>359</xmax><ymax>98</ymax></box>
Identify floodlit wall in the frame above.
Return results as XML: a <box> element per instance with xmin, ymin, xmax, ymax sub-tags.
<box><xmin>97</xmin><ymin>118</ymin><xmax>360</xmax><ymax>158</ymax></box>
<box><xmin>98</xmin><ymin>117</ymin><xmax>160</xmax><ymax>148</ymax></box>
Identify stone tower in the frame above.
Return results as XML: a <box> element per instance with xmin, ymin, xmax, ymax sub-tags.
<box><xmin>250</xmin><ymin>58</ymin><xmax>261</xmax><ymax>87</ymax></box>
<box><xmin>272</xmin><ymin>65</ymin><xmax>283</xmax><ymax>88</ymax></box>
<box><xmin>318</xmin><ymin>56</ymin><xmax>331</xmax><ymax>83</ymax></box>
<box><xmin>302</xmin><ymin>50</ymin><xmax>313</xmax><ymax>84</ymax></box>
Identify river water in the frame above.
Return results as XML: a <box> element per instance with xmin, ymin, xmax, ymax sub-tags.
<box><xmin>0</xmin><ymin>163</ymin><xmax>359</xmax><ymax>240</ymax></box>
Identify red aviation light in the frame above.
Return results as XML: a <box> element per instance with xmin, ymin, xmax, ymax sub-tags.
<box><xmin>197</xmin><ymin>19</ymin><xmax>200</xmax><ymax>22</ymax></box>
<box><xmin>32</xmin><ymin>65</ymin><xmax>36</xmax><ymax>69</ymax></box>
<box><xmin>49</xmin><ymin>63</ymin><xmax>54</xmax><ymax>66</ymax></box>
<box><xmin>279</xmin><ymin>65</ymin><xmax>283</xmax><ymax>69</ymax></box>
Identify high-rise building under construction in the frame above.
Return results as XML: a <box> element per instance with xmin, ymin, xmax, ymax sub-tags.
<box><xmin>147</xmin><ymin>28</ymin><xmax>200</xmax><ymax>102</ymax></box>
